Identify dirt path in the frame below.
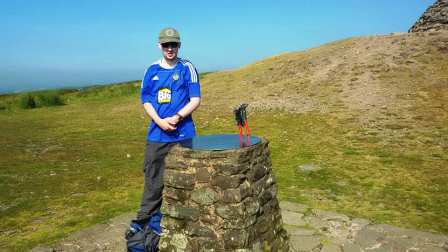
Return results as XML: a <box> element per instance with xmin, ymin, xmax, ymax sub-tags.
<box><xmin>31</xmin><ymin>201</ymin><xmax>448</xmax><ymax>252</ymax></box>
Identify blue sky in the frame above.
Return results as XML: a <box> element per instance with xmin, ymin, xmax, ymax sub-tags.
<box><xmin>0</xmin><ymin>0</ymin><xmax>434</xmax><ymax>93</ymax></box>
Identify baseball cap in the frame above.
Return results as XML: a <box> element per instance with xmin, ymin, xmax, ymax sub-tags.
<box><xmin>159</xmin><ymin>27</ymin><xmax>180</xmax><ymax>44</ymax></box>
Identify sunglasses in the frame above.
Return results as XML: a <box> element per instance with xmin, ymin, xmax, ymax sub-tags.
<box><xmin>161</xmin><ymin>42</ymin><xmax>179</xmax><ymax>49</ymax></box>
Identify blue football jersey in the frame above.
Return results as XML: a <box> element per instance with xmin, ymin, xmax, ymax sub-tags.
<box><xmin>141</xmin><ymin>58</ymin><xmax>201</xmax><ymax>142</ymax></box>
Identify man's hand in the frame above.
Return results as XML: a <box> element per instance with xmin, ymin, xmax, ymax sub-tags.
<box><xmin>165</xmin><ymin>115</ymin><xmax>181</xmax><ymax>126</ymax></box>
<box><xmin>155</xmin><ymin>118</ymin><xmax>177</xmax><ymax>131</ymax></box>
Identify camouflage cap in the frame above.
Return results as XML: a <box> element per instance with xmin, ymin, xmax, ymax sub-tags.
<box><xmin>159</xmin><ymin>27</ymin><xmax>180</xmax><ymax>44</ymax></box>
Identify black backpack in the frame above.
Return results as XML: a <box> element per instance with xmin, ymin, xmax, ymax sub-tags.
<box><xmin>126</xmin><ymin>212</ymin><xmax>162</xmax><ymax>252</ymax></box>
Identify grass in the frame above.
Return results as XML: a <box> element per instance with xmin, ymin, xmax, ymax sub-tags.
<box><xmin>1</xmin><ymin>32</ymin><xmax>448</xmax><ymax>250</ymax></box>
<box><xmin>1</xmin><ymin>86</ymin><xmax>447</xmax><ymax>250</ymax></box>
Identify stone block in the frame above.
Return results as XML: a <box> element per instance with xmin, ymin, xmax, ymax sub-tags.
<box><xmin>161</xmin><ymin>216</ymin><xmax>186</xmax><ymax>230</ymax></box>
<box><xmin>196</xmin><ymin>167</ymin><xmax>211</xmax><ymax>183</ymax></box>
<box><xmin>164</xmin><ymin>154</ymin><xmax>186</xmax><ymax>170</ymax></box>
<box><xmin>161</xmin><ymin>204</ymin><xmax>199</xmax><ymax>221</ymax></box>
<box><xmin>216</xmin><ymin>203</ymin><xmax>245</xmax><ymax>219</ymax></box>
<box><xmin>282</xmin><ymin>211</ymin><xmax>306</xmax><ymax>227</ymax></box>
<box><xmin>254</xmin><ymin>214</ymin><xmax>270</xmax><ymax>234</ymax></box>
<box><xmin>248</xmin><ymin>164</ymin><xmax>268</xmax><ymax>182</ymax></box>
<box><xmin>313</xmin><ymin>209</ymin><xmax>350</xmax><ymax>222</ymax></box>
<box><xmin>260</xmin><ymin>188</ymin><xmax>273</xmax><ymax>206</ymax></box>
<box><xmin>186</xmin><ymin>224</ymin><xmax>217</xmax><ymax>238</ymax></box>
<box><xmin>321</xmin><ymin>243</ymin><xmax>342</xmax><ymax>252</ymax></box>
<box><xmin>223</xmin><ymin>214</ymin><xmax>257</xmax><ymax>229</ymax></box>
<box><xmin>243</xmin><ymin>197</ymin><xmax>260</xmax><ymax>216</ymax></box>
<box><xmin>164</xmin><ymin>169</ymin><xmax>195</xmax><ymax>190</ymax></box>
<box><xmin>252</xmin><ymin>174</ymin><xmax>268</xmax><ymax>195</ymax></box>
<box><xmin>211</xmin><ymin>174</ymin><xmax>245</xmax><ymax>189</ymax></box>
<box><xmin>221</xmin><ymin>181</ymin><xmax>251</xmax><ymax>203</ymax></box>
<box><xmin>224</xmin><ymin>229</ymin><xmax>249</xmax><ymax>250</ymax></box>
<box><xmin>164</xmin><ymin>186</ymin><xmax>190</xmax><ymax>202</ymax></box>
<box><xmin>279</xmin><ymin>201</ymin><xmax>309</xmax><ymax>213</ymax></box>
<box><xmin>342</xmin><ymin>243</ymin><xmax>363</xmax><ymax>252</ymax></box>
<box><xmin>214</xmin><ymin>161</ymin><xmax>249</xmax><ymax>176</ymax></box>
<box><xmin>188</xmin><ymin>237</ymin><xmax>223</xmax><ymax>251</ymax></box>
<box><xmin>289</xmin><ymin>235</ymin><xmax>322</xmax><ymax>252</ymax></box>
<box><xmin>199</xmin><ymin>213</ymin><xmax>221</xmax><ymax>226</ymax></box>
<box><xmin>191</xmin><ymin>187</ymin><xmax>218</xmax><ymax>205</ymax></box>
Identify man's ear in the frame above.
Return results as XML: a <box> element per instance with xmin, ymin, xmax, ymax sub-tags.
<box><xmin>178</xmin><ymin>42</ymin><xmax>181</xmax><ymax>49</ymax></box>
<box><xmin>157</xmin><ymin>43</ymin><xmax>162</xmax><ymax>50</ymax></box>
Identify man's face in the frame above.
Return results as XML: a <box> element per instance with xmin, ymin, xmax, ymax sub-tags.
<box><xmin>160</xmin><ymin>42</ymin><xmax>180</xmax><ymax>60</ymax></box>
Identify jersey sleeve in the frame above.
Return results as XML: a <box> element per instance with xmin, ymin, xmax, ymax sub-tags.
<box><xmin>140</xmin><ymin>68</ymin><xmax>154</xmax><ymax>104</ymax></box>
<box><xmin>184</xmin><ymin>62</ymin><xmax>201</xmax><ymax>98</ymax></box>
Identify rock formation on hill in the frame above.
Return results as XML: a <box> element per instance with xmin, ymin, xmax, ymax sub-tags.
<box><xmin>409</xmin><ymin>0</ymin><xmax>448</xmax><ymax>32</ymax></box>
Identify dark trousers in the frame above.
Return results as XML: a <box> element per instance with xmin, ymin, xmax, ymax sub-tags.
<box><xmin>136</xmin><ymin>139</ymin><xmax>192</xmax><ymax>221</ymax></box>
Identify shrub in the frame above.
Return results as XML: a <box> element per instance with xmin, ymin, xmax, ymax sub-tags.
<box><xmin>15</xmin><ymin>91</ymin><xmax>65</xmax><ymax>109</ymax></box>
<box><xmin>34</xmin><ymin>92</ymin><xmax>65</xmax><ymax>107</ymax></box>
<box><xmin>17</xmin><ymin>94</ymin><xmax>36</xmax><ymax>109</ymax></box>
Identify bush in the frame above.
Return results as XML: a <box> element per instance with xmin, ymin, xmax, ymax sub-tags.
<box><xmin>17</xmin><ymin>94</ymin><xmax>36</xmax><ymax>109</ymax></box>
<box><xmin>34</xmin><ymin>92</ymin><xmax>65</xmax><ymax>107</ymax></box>
<box><xmin>16</xmin><ymin>91</ymin><xmax>64</xmax><ymax>109</ymax></box>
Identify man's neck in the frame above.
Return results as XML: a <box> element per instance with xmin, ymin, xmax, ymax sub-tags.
<box><xmin>160</xmin><ymin>58</ymin><xmax>178</xmax><ymax>69</ymax></box>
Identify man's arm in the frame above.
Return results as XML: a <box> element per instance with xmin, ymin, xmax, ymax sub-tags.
<box><xmin>165</xmin><ymin>97</ymin><xmax>201</xmax><ymax>126</ymax></box>
<box><xmin>143</xmin><ymin>102</ymin><xmax>176</xmax><ymax>131</ymax></box>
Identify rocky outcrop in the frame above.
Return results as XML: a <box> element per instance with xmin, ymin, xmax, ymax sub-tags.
<box><xmin>409</xmin><ymin>0</ymin><xmax>448</xmax><ymax>32</ymax></box>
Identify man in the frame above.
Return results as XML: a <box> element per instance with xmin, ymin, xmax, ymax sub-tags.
<box><xmin>128</xmin><ymin>27</ymin><xmax>200</xmax><ymax>250</ymax></box>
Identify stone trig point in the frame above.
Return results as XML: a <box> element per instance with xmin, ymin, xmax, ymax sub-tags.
<box><xmin>159</xmin><ymin>135</ymin><xmax>289</xmax><ymax>251</ymax></box>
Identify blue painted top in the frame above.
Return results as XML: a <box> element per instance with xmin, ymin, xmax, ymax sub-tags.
<box><xmin>189</xmin><ymin>134</ymin><xmax>262</xmax><ymax>151</ymax></box>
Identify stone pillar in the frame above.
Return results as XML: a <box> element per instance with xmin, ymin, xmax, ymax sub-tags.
<box><xmin>159</xmin><ymin>139</ymin><xmax>289</xmax><ymax>251</ymax></box>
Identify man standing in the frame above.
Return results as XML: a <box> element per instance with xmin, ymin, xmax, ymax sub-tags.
<box><xmin>129</xmin><ymin>27</ymin><xmax>200</xmax><ymax>248</ymax></box>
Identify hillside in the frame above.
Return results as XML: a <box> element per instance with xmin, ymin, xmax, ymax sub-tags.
<box><xmin>203</xmin><ymin>31</ymin><xmax>447</xmax><ymax>116</ymax></box>
<box><xmin>1</xmin><ymin>31</ymin><xmax>447</xmax><ymax>250</ymax></box>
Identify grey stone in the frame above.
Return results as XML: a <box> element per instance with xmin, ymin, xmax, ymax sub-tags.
<box><xmin>351</xmin><ymin>218</ymin><xmax>370</xmax><ymax>229</ymax></box>
<box><xmin>221</xmin><ymin>181</ymin><xmax>250</xmax><ymax>203</ymax></box>
<box><xmin>216</xmin><ymin>203</ymin><xmax>244</xmax><ymax>219</ymax></box>
<box><xmin>284</xmin><ymin>226</ymin><xmax>316</xmax><ymax>236</ymax></box>
<box><xmin>248</xmin><ymin>164</ymin><xmax>268</xmax><ymax>182</ymax></box>
<box><xmin>164</xmin><ymin>169</ymin><xmax>195</xmax><ymax>190</ymax></box>
<box><xmin>29</xmin><ymin>247</ymin><xmax>54</xmax><ymax>252</ymax></box>
<box><xmin>297</xmin><ymin>163</ymin><xmax>322</xmax><ymax>172</ymax></box>
<box><xmin>223</xmin><ymin>229</ymin><xmax>250</xmax><ymax>249</ymax></box>
<box><xmin>354</xmin><ymin>228</ymin><xmax>384</xmax><ymax>247</ymax></box>
<box><xmin>214</xmin><ymin>160</ymin><xmax>249</xmax><ymax>176</ymax></box>
<box><xmin>260</xmin><ymin>188</ymin><xmax>273</xmax><ymax>205</ymax></box>
<box><xmin>223</xmin><ymin>214</ymin><xmax>257</xmax><ymax>229</ymax></box>
<box><xmin>164</xmin><ymin>186</ymin><xmax>189</xmax><ymax>201</ymax></box>
<box><xmin>211</xmin><ymin>174</ymin><xmax>245</xmax><ymax>189</ymax></box>
<box><xmin>282</xmin><ymin>210</ymin><xmax>306</xmax><ymax>227</ymax></box>
<box><xmin>164</xmin><ymin>153</ymin><xmax>186</xmax><ymax>170</ymax></box>
<box><xmin>186</xmin><ymin>224</ymin><xmax>216</xmax><ymax>238</ymax></box>
<box><xmin>409</xmin><ymin>0</ymin><xmax>448</xmax><ymax>33</ymax></box>
<box><xmin>252</xmin><ymin>174</ymin><xmax>268</xmax><ymax>195</ymax></box>
<box><xmin>419</xmin><ymin>245</ymin><xmax>446</xmax><ymax>252</ymax></box>
<box><xmin>289</xmin><ymin>235</ymin><xmax>322</xmax><ymax>251</ymax></box>
<box><xmin>161</xmin><ymin>204</ymin><xmax>199</xmax><ymax>221</ymax></box>
<box><xmin>321</xmin><ymin>243</ymin><xmax>342</xmax><ymax>252</ymax></box>
<box><xmin>313</xmin><ymin>209</ymin><xmax>350</xmax><ymax>222</ymax></box>
<box><xmin>254</xmin><ymin>214</ymin><xmax>271</xmax><ymax>234</ymax></box>
<box><xmin>191</xmin><ymin>187</ymin><xmax>218</xmax><ymax>205</ymax></box>
<box><xmin>279</xmin><ymin>201</ymin><xmax>309</xmax><ymax>213</ymax></box>
<box><xmin>161</xmin><ymin>216</ymin><xmax>186</xmax><ymax>230</ymax></box>
<box><xmin>196</xmin><ymin>167</ymin><xmax>211</xmax><ymax>183</ymax></box>
<box><xmin>243</xmin><ymin>197</ymin><xmax>260</xmax><ymax>216</ymax></box>
<box><xmin>342</xmin><ymin>243</ymin><xmax>363</xmax><ymax>252</ymax></box>
<box><xmin>305</xmin><ymin>216</ymin><xmax>329</xmax><ymax>230</ymax></box>
<box><xmin>171</xmin><ymin>233</ymin><xmax>188</xmax><ymax>250</ymax></box>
